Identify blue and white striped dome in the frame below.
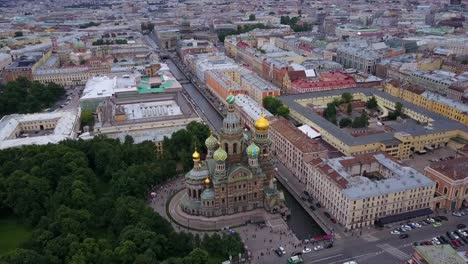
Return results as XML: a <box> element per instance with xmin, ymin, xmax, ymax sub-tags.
<box><xmin>246</xmin><ymin>143</ymin><xmax>260</xmax><ymax>159</ymax></box>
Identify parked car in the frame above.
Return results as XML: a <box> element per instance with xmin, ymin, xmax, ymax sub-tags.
<box><xmin>390</xmin><ymin>230</ymin><xmax>400</xmax><ymax>235</ymax></box>
<box><xmin>399</xmin><ymin>234</ymin><xmax>409</xmax><ymax>239</ymax></box>
<box><xmin>307</xmin><ymin>197</ymin><xmax>314</xmax><ymax>203</ymax></box>
<box><xmin>431</xmin><ymin>237</ymin><xmax>441</xmax><ymax>245</ymax></box>
<box><xmin>452</xmin><ymin>212</ymin><xmax>462</xmax><ymax>217</ymax></box>
<box><xmin>325</xmin><ymin>243</ymin><xmax>333</xmax><ymax>249</ymax></box>
<box><xmin>324</xmin><ymin>212</ymin><xmax>331</xmax><ymax>218</ymax></box>
<box><xmin>316</xmin><ymin>202</ymin><xmax>322</xmax><ymax>208</ymax></box>
<box><xmin>433</xmin><ymin>222</ymin><xmax>442</xmax><ymax>227</ymax></box>
<box><xmin>303</xmin><ymin>191</ymin><xmax>310</xmax><ymax>197</ymax></box>
<box><xmin>331</xmin><ymin>218</ymin><xmax>337</xmax><ymax>223</ymax></box>
<box><xmin>438</xmin><ymin>236</ymin><xmax>449</xmax><ymax>244</ymax></box>
<box><xmin>302</xmin><ymin>247</ymin><xmax>312</xmax><ymax>254</ymax></box>
<box><xmin>457</xmin><ymin>224</ymin><xmax>467</xmax><ymax>229</ymax></box>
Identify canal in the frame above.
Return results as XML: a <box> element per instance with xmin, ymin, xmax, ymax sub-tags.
<box><xmin>278</xmin><ymin>182</ymin><xmax>325</xmax><ymax>240</ymax></box>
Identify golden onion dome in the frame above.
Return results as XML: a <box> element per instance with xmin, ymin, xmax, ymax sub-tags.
<box><xmin>204</xmin><ymin>177</ymin><xmax>211</xmax><ymax>185</ymax></box>
<box><xmin>254</xmin><ymin>112</ymin><xmax>269</xmax><ymax>131</ymax></box>
<box><xmin>192</xmin><ymin>149</ymin><xmax>200</xmax><ymax>161</ymax></box>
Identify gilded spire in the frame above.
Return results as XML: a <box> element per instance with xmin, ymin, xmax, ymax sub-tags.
<box><xmin>192</xmin><ymin>146</ymin><xmax>200</xmax><ymax>161</ymax></box>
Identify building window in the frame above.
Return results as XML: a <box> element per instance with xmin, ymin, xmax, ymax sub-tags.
<box><xmin>444</xmin><ymin>187</ymin><xmax>448</xmax><ymax>195</ymax></box>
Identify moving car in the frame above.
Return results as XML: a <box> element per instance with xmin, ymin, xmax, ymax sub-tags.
<box><xmin>275</xmin><ymin>246</ymin><xmax>286</xmax><ymax>256</ymax></box>
<box><xmin>302</xmin><ymin>247</ymin><xmax>312</xmax><ymax>254</ymax></box>
<box><xmin>313</xmin><ymin>245</ymin><xmax>323</xmax><ymax>251</ymax></box>
<box><xmin>399</xmin><ymin>234</ymin><xmax>409</xmax><ymax>239</ymax></box>
<box><xmin>457</xmin><ymin>224</ymin><xmax>466</xmax><ymax>229</ymax></box>
<box><xmin>288</xmin><ymin>255</ymin><xmax>304</xmax><ymax>264</ymax></box>
<box><xmin>432</xmin><ymin>222</ymin><xmax>442</xmax><ymax>227</ymax></box>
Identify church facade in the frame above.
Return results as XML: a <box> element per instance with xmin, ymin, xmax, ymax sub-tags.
<box><xmin>180</xmin><ymin>94</ymin><xmax>285</xmax><ymax>217</ymax></box>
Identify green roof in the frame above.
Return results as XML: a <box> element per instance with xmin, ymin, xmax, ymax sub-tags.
<box><xmin>137</xmin><ymin>76</ymin><xmax>174</xmax><ymax>94</ymax></box>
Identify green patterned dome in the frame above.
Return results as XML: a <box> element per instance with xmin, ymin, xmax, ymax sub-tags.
<box><xmin>246</xmin><ymin>142</ymin><xmax>260</xmax><ymax>159</ymax></box>
<box><xmin>205</xmin><ymin>132</ymin><xmax>218</xmax><ymax>149</ymax></box>
<box><xmin>226</xmin><ymin>94</ymin><xmax>236</xmax><ymax>105</ymax></box>
<box><xmin>213</xmin><ymin>147</ymin><xmax>228</xmax><ymax>161</ymax></box>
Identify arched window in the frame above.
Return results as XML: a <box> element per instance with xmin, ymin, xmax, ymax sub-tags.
<box><xmin>435</xmin><ymin>182</ymin><xmax>439</xmax><ymax>190</ymax></box>
<box><xmin>233</xmin><ymin>143</ymin><xmax>238</xmax><ymax>154</ymax></box>
<box><xmin>455</xmin><ymin>190</ymin><xmax>458</xmax><ymax>197</ymax></box>
<box><xmin>444</xmin><ymin>187</ymin><xmax>448</xmax><ymax>195</ymax></box>
<box><xmin>465</xmin><ymin>189</ymin><xmax>468</xmax><ymax>195</ymax></box>
<box><xmin>224</xmin><ymin>143</ymin><xmax>229</xmax><ymax>154</ymax></box>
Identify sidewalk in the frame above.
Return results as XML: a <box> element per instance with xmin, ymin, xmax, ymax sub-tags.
<box><xmin>273</xmin><ymin>158</ymin><xmax>346</xmax><ymax>237</ymax></box>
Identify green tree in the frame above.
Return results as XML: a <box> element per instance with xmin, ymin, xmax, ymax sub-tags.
<box><xmin>182</xmin><ymin>248</ymin><xmax>208</xmax><ymax>264</ymax></box>
<box><xmin>323</xmin><ymin>103</ymin><xmax>337</xmax><ymax>124</ymax></box>
<box><xmin>249</xmin><ymin>14</ymin><xmax>256</xmax><ymax>21</ymax></box>
<box><xmin>277</xmin><ymin>105</ymin><xmax>290</xmax><ymax>118</ymax></box>
<box><xmin>395</xmin><ymin>102</ymin><xmax>403</xmax><ymax>115</ymax></box>
<box><xmin>339</xmin><ymin>117</ymin><xmax>352</xmax><ymax>128</ymax></box>
<box><xmin>263</xmin><ymin>96</ymin><xmax>286</xmax><ymax>116</ymax></box>
<box><xmin>14</xmin><ymin>31</ymin><xmax>23</xmax><ymax>37</ymax></box>
<box><xmin>0</xmin><ymin>249</ymin><xmax>46</xmax><ymax>264</ymax></box>
<box><xmin>80</xmin><ymin>110</ymin><xmax>94</xmax><ymax>128</ymax></box>
<box><xmin>0</xmin><ymin>136</ymin><xmax>243</xmax><ymax>263</ymax></box>
<box><xmin>366</xmin><ymin>96</ymin><xmax>378</xmax><ymax>109</ymax></box>
<box><xmin>351</xmin><ymin>112</ymin><xmax>369</xmax><ymax>128</ymax></box>
<box><xmin>341</xmin><ymin>93</ymin><xmax>353</xmax><ymax>104</ymax></box>
<box><xmin>0</xmin><ymin>77</ymin><xmax>65</xmax><ymax>116</ymax></box>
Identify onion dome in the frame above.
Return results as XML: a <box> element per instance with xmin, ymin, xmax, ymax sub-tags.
<box><xmin>226</xmin><ymin>93</ymin><xmax>236</xmax><ymax>105</ymax></box>
<box><xmin>192</xmin><ymin>149</ymin><xmax>200</xmax><ymax>161</ymax></box>
<box><xmin>205</xmin><ymin>131</ymin><xmax>218</xmax><ymax>149</ymax></box>
<box><xmin>213</xmin><ymin>147</ymin><xmax>228</xmax><ymax>161</ymax></box>
<box><xmin>204</xmin><ymin>177</ymin><xmax>211</xmax><ymax>185</ymax></box>
<box><xmin>255</xmin><ymin>112</ymin><xmax>269</xmax><ymax>131</ymax></box>
<box><xmin>246</xmin><ymin>142</ymin><xmax>260</xmax><ymax>159</ymax></box>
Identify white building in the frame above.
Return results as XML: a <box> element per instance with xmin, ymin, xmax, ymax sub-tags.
<box><xmin>0</xmin><ymin>110</ymin><xmax>80</xmax><ymax>150</ymax></box>
<box><xmin>306</xmin><ymin>153</ymin><xmax>435</xmax><ymax>230</ymax></box>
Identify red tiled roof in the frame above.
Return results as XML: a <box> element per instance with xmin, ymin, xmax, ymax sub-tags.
<box><xmin>287</xmin><ymin>70</ymin><xmax>307</xmax><ymax>81</ymax></box>
<box><xmin>309</xmin><ymin>159</ymin><xmax>348</xmax><ymax>189</ymax></box>
<box><xmin>428</xmin><ymin>157</ymin><xmax>468</xmax><ymax>181</ymax></box>
<box><xmin>270</xmin><ymin>118</ymin><xmax>327</xmax><ymax>154</ymax></box>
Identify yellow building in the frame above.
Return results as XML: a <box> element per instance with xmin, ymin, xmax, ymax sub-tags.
<box><xmin>385</xmin><ymin>82</ymin><xmax>468</xmax><ymax>125</ymax></box>
<box><xmin>281</xmin><ymin>88</ymin><xmax>468</xmax><ymax>160</ymax></box>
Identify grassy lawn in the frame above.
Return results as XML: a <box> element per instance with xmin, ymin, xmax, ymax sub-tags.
<box><xmin>0</xmin><ymin>216</ymin><xmax>31</xmax><ymax>255</ymax></box>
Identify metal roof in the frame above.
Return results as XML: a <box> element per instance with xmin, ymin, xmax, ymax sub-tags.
<box><xmin>280</xmin><ymin>88</ymin><xmax>468</xmax><ymax>146</ymax></box>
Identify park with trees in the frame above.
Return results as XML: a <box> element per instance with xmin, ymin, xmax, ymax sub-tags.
<box><xmin>0</xmin><ymin>121</ymin><xmax>244</xmax><ymax>263</ymax></box>
<box><xmin>0</xmin><ymin>77</ymin><xmax>65</xmax><ymax>117</ymax></box>
<box><xmin>280</xmin><ymin>16</ymin><xmax>312</xmax><ymax>32</ymax></box>
<box><xmin>323</xmin><ymin>93</ymin><xmax>370</xmax><ymax>129</ymax></box>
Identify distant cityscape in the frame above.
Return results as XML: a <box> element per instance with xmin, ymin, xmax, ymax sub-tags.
<box><xmin>0</xmin><ymin>0</ymin><xmax>467</xmax><ymax>264</ymax></box>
